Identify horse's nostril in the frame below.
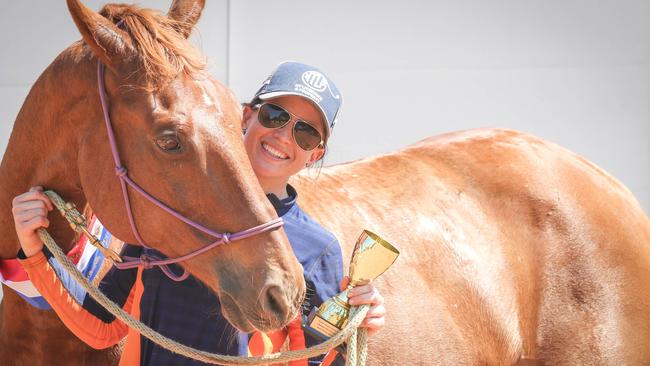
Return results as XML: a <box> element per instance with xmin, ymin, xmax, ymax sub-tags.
<box><xmin>261</xmin><ymin>285</ymin><xmax>289</xmax><ymax>320</ymax></box>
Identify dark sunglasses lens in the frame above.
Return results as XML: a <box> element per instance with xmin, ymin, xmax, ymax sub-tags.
<box><xmin>258</xmin><ymin>104</ymin><xmax>290</xmax><ymax>128</ymax></box>
<box><xmin>294</xmin><ymin>121</ymin><xmax>322</xmax><ymax>150</ymax></box>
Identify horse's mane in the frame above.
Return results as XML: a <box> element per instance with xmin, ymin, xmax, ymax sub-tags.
<box><xmin>84</xmin><ymin>3</ymin><xmax>207</xmax><ymax>90</ymax></box>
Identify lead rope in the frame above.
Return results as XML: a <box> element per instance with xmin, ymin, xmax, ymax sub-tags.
<box><xmin>37</xmin><ymin>190</ymin><xmax>368</xmax><ymax>365</ymax></box>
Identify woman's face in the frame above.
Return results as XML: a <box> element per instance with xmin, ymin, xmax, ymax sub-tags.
<box><xmin>242</xmin><ymin>95</ymin><xmax>326</xmax><ymax>189</ymax></box>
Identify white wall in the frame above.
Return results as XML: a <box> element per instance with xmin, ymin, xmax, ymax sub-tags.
<box><xmin>1</xmin><ymin>0</ymin><xmax>648</xmax><ymax>213</ymax></box>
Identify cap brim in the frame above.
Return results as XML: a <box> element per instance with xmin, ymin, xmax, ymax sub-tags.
<box><xmin>257</xmin><ymin>91</ymin><xmax>332</xmax><ymax>139</ymax></box>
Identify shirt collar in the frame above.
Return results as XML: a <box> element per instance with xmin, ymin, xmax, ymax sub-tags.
<box><xmin>266</xmin><ymin>184</ymin><xmax>298</xmax><ymax>216</ymax></box>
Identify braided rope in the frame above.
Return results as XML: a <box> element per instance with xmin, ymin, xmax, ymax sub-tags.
<box><xmin>346</xmin><ymin>326</ymin><xmax>368</xmax><ymax>366</ymax></box>
<box><xmin>38</xmin><ymin>190</ymin><xmax>368</xmax><ymax>365</ymax></box>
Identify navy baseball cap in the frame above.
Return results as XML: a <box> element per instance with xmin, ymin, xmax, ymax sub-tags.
<box><xmin>251</xmin><ymin>61</ymin><xmax>343</xmax><ymax>139</ymax></box>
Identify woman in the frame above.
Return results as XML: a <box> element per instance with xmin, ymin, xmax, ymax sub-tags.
<box><xmin>12</xmin><ymin>61</ymin><xmax>385</xmax><ymax>366</ymax></box>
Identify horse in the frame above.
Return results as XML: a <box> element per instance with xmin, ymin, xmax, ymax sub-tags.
<box><xmin>293</xmin><ymin>128</ymin><xmax>650</xmax><ymax>364</ymax></box>
<box><xmin>0</xmin><ymin>1</ymin><xmax>306</xmax><ymax>364</ymax></box>
<box><xmin>2</xmin><ymin>2</ymin><xmax>650</xmax><ymax>366</ymax></box>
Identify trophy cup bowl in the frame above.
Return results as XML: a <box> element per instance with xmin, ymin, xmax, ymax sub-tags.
<box><xmin>304</xmin><ymin>230</ymin><xmax>400</xmax><ymax>340</ymax></box>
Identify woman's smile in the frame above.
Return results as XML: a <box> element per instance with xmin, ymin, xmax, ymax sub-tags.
<box><xmin>261</xmin><ymin>141</ymin><xmax>289</xmax><ymax>160</ymax></box>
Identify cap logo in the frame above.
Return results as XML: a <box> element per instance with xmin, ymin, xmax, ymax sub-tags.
<box><xmin>301</xmin><ymin>71</ymin><xmax>341</xmax><ymax>100</ymax></box>
<box><xmin>302</xmin><ymin>71</ymin><xmax>327</xmax><ymax>92</ymax></box>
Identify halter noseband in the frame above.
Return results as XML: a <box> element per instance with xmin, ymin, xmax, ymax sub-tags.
<box><xmin>96</xmin><ymin>60</ymin><xmax>283</xmax><ymax>281</ymax></box>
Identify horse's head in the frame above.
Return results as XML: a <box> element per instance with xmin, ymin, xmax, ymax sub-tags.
<box><xmin>66</xmin><ymin>0</ymin><xmax>305</xmax><ymax>332</ymax></box>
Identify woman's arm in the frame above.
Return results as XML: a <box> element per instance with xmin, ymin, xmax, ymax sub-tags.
<box><xmin>13</xmin><ymin>187</ymin><xmax>133</xmax><ymax>349</ymax></box>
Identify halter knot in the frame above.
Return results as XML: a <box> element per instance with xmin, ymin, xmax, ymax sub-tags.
<box><xmin>140</xmin><ymin>254</ymin><xmax>154</xmax><ymax>269</ymax></box>
<box><xmin>115</xmin><ymin>166</ymin><xmax>128</xmax><ymax>177</ymax></box>
<box><xmin>221</xmin><ymin>232</ymin><xmax>231</xmax><ymax>244</ymax></box>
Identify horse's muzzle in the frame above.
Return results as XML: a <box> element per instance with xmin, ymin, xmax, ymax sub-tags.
<box><xmin>219</xmin><ymin>281</ymin><xmax>305</xmax><ymax>332</ymax></box>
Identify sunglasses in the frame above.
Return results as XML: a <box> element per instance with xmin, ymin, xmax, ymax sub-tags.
<box><xmin>256</xmin><ymin>103</ymin><xmax>324</xmax><ymax>151</ymax></box>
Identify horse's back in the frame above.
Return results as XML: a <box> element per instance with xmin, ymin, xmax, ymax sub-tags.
<box><xmin>295</xmin><ymin>128</ymin><xmax>650</xmax><ymax>365</ymax></box>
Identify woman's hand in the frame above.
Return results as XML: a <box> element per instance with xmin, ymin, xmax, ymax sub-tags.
<box><xmin>12</xmin><ymin>186</ymin><xmax>53</xmax><ymax>257</ymax></box>
<box><xmin>341</xmin><ymin>277</ymin><xmax>386</xmax><ymax>337</ymax></box>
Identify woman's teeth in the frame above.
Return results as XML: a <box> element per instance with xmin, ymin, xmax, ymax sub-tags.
<box><xmin>262</xmin><ymin>142</ymin><xmax>288</xmax><ymax>159</ymax></box>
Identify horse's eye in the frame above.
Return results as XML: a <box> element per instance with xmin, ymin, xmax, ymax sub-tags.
<box><xmin>155</xmin><ymin>135</ymin><xmax>181</xmax><ymax>152</ymax></box>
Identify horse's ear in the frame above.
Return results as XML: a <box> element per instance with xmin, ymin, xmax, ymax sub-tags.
<box><xmin>66</xmin><ymin>0</ymin><xmax>131</xmax><ymax>68</ymax></box>
<box><xmin>167</xmin><ymin>0</ymin><xmax>205</xmax><ymax>38</ymax></box>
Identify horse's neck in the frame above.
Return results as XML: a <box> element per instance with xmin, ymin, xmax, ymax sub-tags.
<box><xmin>292</xmin><ymin>165</ymin><xmax>369</xmax><ymax>254</ymax></box>
<box><xmin>293</xmin><ymin>153</ymin><xmax>431</xmax><ymax>257</ymax></box>
<box><xmin>0</xmin><ymin>55</ymin><xmax>95</xmax><ymax>258</ymax></box>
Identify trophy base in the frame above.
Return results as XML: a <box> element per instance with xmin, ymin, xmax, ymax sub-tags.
<box><xmin>302</xmin><ymin>308</ymin><xmax>347</xmax><ymax>355</ymax></box>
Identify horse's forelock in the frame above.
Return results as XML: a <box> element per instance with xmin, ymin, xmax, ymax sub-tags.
<box><xmin>98</xmin><ymin>3</ymin><xmax>206</xmax><ymax>90</ymax></box>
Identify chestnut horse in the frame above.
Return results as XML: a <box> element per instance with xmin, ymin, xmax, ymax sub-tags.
<box><xmin>293</xmin><ymin>128</ymin><xmax>650</xmax><ymax>365</ymax></box>
<box><xmin>0</xmin><ymin>1</ymin><xmax>305</xmax><ymax>365</ymax></box>
<box><xmin>2</xmin><ymin>2</ymin><xmax>649</xmax><ymax>366</ymax></box>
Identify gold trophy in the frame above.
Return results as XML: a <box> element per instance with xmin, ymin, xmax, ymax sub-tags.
<box><xmin>303</xmin><ymin>230</ymin><xmax>400</xmax><ymax>341</ymax></box>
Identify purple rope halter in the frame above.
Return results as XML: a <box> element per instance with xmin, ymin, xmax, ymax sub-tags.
<box><xmin>96</xmin><ymin>61</ymin><xmax>283</xmax><ymax>281</ymax></box>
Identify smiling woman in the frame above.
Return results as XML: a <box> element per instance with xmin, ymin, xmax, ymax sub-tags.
<box><xmin>243</xmin><ymin>96</ymin><xmax>328</xmax><ymax>197</ymax></box>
